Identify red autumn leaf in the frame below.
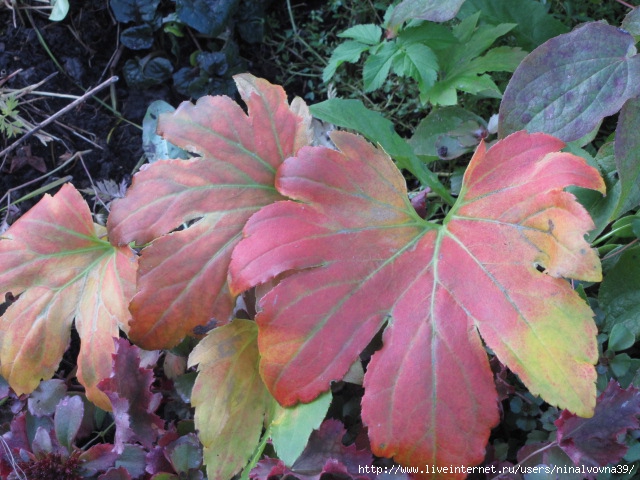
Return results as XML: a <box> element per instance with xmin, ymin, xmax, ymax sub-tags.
<box><xmin>556</xmin><ymin>380</ymin><xmax>640</xmax><ymax>468</ymax></box>
<box><xmin>108</xmin><ymin>74</ymin><xmax>311</xmax><ymax>350</ymax></box>
<box><xmin>97</xmin><ymin>338</ymin><xmax>164</xmax><ymax>453</ymax></box>
<box><xmin>0</xmin><ymin>184</ymin><xmax>137</xmax><ymax>411</ymax></box>
<box><xmin>230</xmin><ymin>130</ymin><xmax>604</xmax><ymax>475</ymax></box>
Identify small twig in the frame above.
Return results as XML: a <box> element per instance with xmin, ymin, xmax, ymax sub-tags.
<box><xmin>0</xmin><ymin>150</ymin><xmax>88</xmax><ymax>209</ymax></box>
<box><xmin>0</xmin><ymin>76</ymin><xmax>118</xmax><ymax>167</ymax></box>
<box><xmin>78</xmin><ymin>152</ymin><xmax>111</xmax><ymax>212</ymax></box>
<box><xmin>285</xmin><ymin>0</ymin><xmax>327</xmax><ymax>66</ymax></box>
<box><xmin>601</xmin><ymin>239</ymin><xmax>639</xmax><ymax>261</ymax></box>
<box><xmin>614</xmin><ymin>0</ymin><xmax>635</xmax><ymax>9</ymax></box>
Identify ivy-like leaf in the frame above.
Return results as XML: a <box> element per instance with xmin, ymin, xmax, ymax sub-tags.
<box><xmin>230</xmin><ymin>131</ymin><xmax>604</xmax><ymax>473</ymax></box>
<box><xmin>108</xmin><ymin>74</ymin><xmax>311</xmax><ymax>350</ymax></box>
<box><xmin>499</xmin><ymin>22</ymin><xmax>640</xmax><ymax>142</ymax></box>
<box><xmin>188</xmin><ymin>319</ymin><xmax>276</xmax><ymax>480</ymax></box>
<box><xmin>0</xmin><ymin>184</ymin><xmax>137</xmax><ymax>411</ymax></box>
<box><xmin>556</xmin><ymin>380</ymin><xmax>640</xmax><ymax>468</ymax></box>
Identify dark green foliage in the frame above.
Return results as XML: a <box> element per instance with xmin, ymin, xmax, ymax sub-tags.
<box><xmin>175</xmin><ymin>0</ymin><xmax>240</xmax><ymax>37</ymax></box>
<box><xmin>109</xmin><ymin>0</ymin><xmax>270</xmax><ymax>97</ymax></box>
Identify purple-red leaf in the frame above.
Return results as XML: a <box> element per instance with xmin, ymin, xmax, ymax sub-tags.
<box><xmin>97</xmin><ymin>338</ymin><xmax>164</xmax><ymax>453</ymax></box>
<box><xmin>499</xmin><ymin>22</ymin><xmax>640</xmax><ymax>142</ymax></box>
<box><xmin>251</xmin><ymin>420</ymin><xmax>378</xmax><ymax>480</ymax></box>
<box><xmin>108</xmin><ymin>74</ymin><xmax>311</xmax><ymax>350</ymax></box>
<box><xmin>556</xmin><ymin>380</ymin><xmax>640</xmax><ymax>467</ymax></box>
<box><xmin>0</xmin><ymin>184</ymin><xmax>137</xmax><ymax>410</ymax></box>
<box><xmin>230</xmin><ymin>130</ymin><xmax>604</xmax><ymax>474</ymax></box>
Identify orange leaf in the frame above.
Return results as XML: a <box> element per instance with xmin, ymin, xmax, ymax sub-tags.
<box><xmin>0</xmin><ymin>184</ymin><xmax>137</xmax><ymax>410</ymax></box>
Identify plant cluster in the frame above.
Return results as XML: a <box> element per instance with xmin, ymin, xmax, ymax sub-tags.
<box><xmin>110</xmin><ymin>0</ymin><xmax>270</xmax><ymax>97</ymax></box>
<box><xmin>2</xmin><ymin>0</ymin><xmax>640</xmax><ymax>479</ymax></box>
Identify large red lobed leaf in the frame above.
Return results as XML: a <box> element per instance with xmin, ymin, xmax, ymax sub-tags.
<box><xmin>108</xmin><ymin>74</ymin><xmax>311</xmax><ymax>349</ymax></box>
<box><xmin>230</xmin><ymin>131</ymin><xmax>604</xmax><ymax>475</ymax></box>
<box><xmin>0</xmin><ymin>184</ymin><xmax>137</xmax><ymax>410</ymax></box>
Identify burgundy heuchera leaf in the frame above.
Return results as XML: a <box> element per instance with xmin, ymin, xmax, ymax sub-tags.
<box><xmin>251</xmin><ymin>419</ymin><xmax>379</xmax><ymax>480</ymax></box>
<box><xmin>107</xmin><ymin>74</ymin><xmax>311</xmax><ymax>350</ymax></box>
<box><xmin>97</xmin><ymin>338</ymin><xmax>164</xmax><ymax>453</ymax></box>
<box><xmin>230</xmin><ymin>130</ymin><xmax>604</xmax><ymax>476</ymax></box>
<box><xmin>556</xmin><ymin>380</ymin><xmax>640</xmax><ymax>467</ymax></box>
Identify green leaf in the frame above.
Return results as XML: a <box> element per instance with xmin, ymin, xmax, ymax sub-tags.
<box><xmin>609</xmin><ymin>215</ymin><xmax>640</xmax><ymax>240</ymax></box>
<box><xmin>397</xmin><ymin>22</ymin><xmax>457</xmax><ymax>52</ymax></box>
<box><xmin>622</xmin><ymin>7</ymin><xmax>640</xmax><ymax>36</ymax></box>
<box><xmin>110</xmin><ymin>0</ymin><xmax>160</xmax><ymax>23</ymax></box>
<box><xmin>499</xmin><ymin>22</ymin><xmax>640</xmax><ymax>142</ymax></box>
<box><xmin>142</xmin><ymin>100</ymin><xmax>190</xmax><ymax>164</ymax></box>
<box><xmin>310</xmin><ymin>98</ymin><xmax>454</xmax><ymax>204</ymax></box>
<box><xmin>123</xmin><ymin>57</ymin><xmax>173</xmax><ymax>89</ymax></box>
<box><xmin>409</xmin><ymin>106</ymin><xmax>486</xmax><ymax>158</ymax></box>
<box><xmin>55</xmin><ymin>396</ymin><xmax>84</xmax><ymax>451</ymax></box>
<box><xmin>398</xmin><ymin>43</ymin><xmax>438</xmax><ymax>96</ymax></box>
<box><xmin>120</xmin><ymin>24</ymin><xmax>155</xmax><ymax>50</ymax></box>
<box><xmin>468</xmin><ymin>46</ymin><xmax>527</xmax><ymax>74</ymax></box>
<box><xmin>176</xmin><ymin>0</ymin><xmax>240</xmax><ymax>37</ymax></box>
<box><xmin>613</xmin><ymin>97</ymin><xmax>640</xmax><ymax>217</ymax></box>
<box><xmin>363</xmin><ymin>42</ymin><xmax>399</xmax><ymax>92</ymax></box>
<box><xmin>49</xmin><ymin>0</ymin><xmax>69</xmax><ymax>21</ymax></box>
<box><xmin>568</xmin><ymin>142</ymin><xmax>619</xmax><ymax>241</ymax></box>
<box><xmin>423</xmin><ymin>19</ymin><xmax>523</xmax><ymax>105</ymax></box>
<box><xmin>323</xmin><ymin>41</ymin><xmax>370</xmax><ymax>83</ymax></box>
<box><xmin>458</xmin><ymin>0</ymin><xmax>568</xmax><ymax>51</ymax></box>
<box><xmin>608</xmin><ymin>324</ymin><xmax>635</xmax><ymax>353</ymax></box>
<box><xmin>270</xmin><ymin>390</ymin><xmax>332</xmax><ymax>466</ymax></box>
<box><xmin>338</xmin><ymin>24</ymin><xmax>382</xmax><ymax>45</ymax></box>
<box><xmin>188</xmin><ymin>319</ymin><xmax>276</xmax><ymax>480</ymax></box>
<box><xmin>599</xmin><ymin>245</ymin><xmax>640</xmax><ymax>337</ymax></box>
<box><xmin>610</xmin><ymin>353</ymin><xmax>632</xmax><ymax>378</ymax></box>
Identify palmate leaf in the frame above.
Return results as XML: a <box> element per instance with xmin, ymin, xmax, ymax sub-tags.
<box><xmin>108</xmin><ymin>74</ymin><xmax>311</xmax><ymax>350</ymax></box>
<box><xmin>230</xmin><ymin>131</ymin><xmax>604</xmax><ymax>475</ymax></box>
<box><xmin>0</xmin><ymin>184</ymin><xmax>137</xmax><ymax>411</ymax></box>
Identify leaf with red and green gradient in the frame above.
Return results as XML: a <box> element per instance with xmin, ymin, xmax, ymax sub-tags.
<box><xmin>188</xmin><ymin>319</ymin><xmax>276</xmax><ymax>480</ymax></box>
<box><xmin>556</xmin><ymin>380</ymin><xmax>640</xmax><ymax>468</ymax></box>
<box><xmin>230</xmin><ymin>130</ymin><xmax>604</xmax><ymax>475</ymax></box>
<box><xmin>0</xmin><ymin>184</ymin><xmax>137</xmax><ymax>411</ymax></box>
<box><xmin>108</xmin><ymin>74</ymin><xmax>311</xmax><ymax>350</ymax></box>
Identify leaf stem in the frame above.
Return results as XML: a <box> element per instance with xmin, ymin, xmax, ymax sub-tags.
<box><xmin>285</xmin><ymin>0</ymin><xmax>328</xmax><ymax>66</ymax></box>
